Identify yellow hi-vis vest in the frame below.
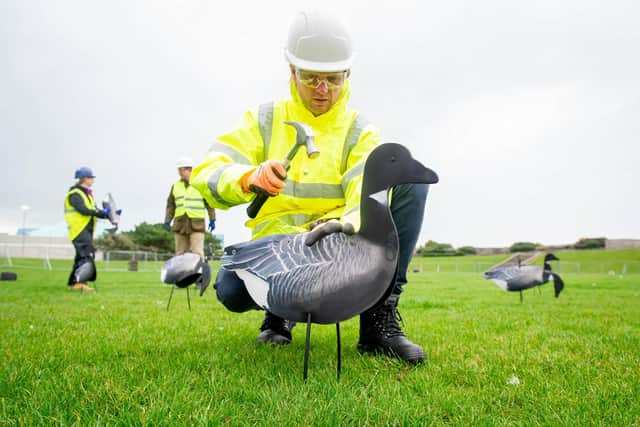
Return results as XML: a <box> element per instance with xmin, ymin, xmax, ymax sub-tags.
<box><xmin>64</xmin><ymin>188</ymin><xmax>97</xmax><ymax>240</ymax></box>
<box><xmin>172</xmin><ymin>180</ymin><xmax>206</xmax><ymax>219</ymax></box>
<box><xmin>191</xmin><ymin>79</ymin><xmax>381</xmax><ymax>240</ymax></box>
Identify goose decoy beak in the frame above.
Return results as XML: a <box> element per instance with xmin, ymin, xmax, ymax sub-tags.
<box><xmin>551</xmin><ymin>272</ymin><xmax>564</xmax><ymax>297</ymax></box>
<box><xmin>406</xmin><ymin>159</ymin><xmax>439</xmax><ymax>186</ymax></box>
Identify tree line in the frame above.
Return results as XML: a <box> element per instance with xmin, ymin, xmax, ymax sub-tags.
<box><xmin>95</xmin><ymin>222</ymin><xmax>222</xmax><ymax>255</ymax></box>
<box><xmin>416</xmin><ymin>237</ymin><xmax>606</xmax><ymax>257</ymax></box>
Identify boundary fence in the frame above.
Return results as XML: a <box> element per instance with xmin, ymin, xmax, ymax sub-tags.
<box><xmin>103</xmin><ymin>250</ymin><xmax>174</xmax><ymax>272</ymax></box>
<box><xmin>2</xmin><ymin>244</ymin><xmax>639</xmax><ymax>275</ymax></box>
<box><xmin>0</xmin><ymin>244</ymin><xmax>172</xmax><ymax>272</ymax></box>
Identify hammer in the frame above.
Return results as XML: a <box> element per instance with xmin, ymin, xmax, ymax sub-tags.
<box><xmin>246</xmin><ymin>121</ymin><xmax>319</xmax><ymax>219</ymax></box>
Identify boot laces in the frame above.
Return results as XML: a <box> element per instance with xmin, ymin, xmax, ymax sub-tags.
<box><xmin>376</xmin><ymin>303</ymin><xmax>405</xmax><ymax>338</ymax></box>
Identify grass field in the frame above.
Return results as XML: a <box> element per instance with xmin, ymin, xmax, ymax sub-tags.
<box><xmin>1</xmin><ymin>250</ymin><xmax>639</xmax><ymax>425</ymax></box>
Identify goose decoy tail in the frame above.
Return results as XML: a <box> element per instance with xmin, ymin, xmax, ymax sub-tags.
<box><xmin>551</xmin><ymin>272</ymin><xmax>565</xmax><ymax>298</ymax></box>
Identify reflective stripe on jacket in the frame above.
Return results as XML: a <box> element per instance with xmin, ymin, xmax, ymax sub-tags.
<box><xmin>172</xmin><ymin>180</ymin><xmax>206</xmax><ymax>219</ymax></box>
<box><xmin>191</xmin><ymin>79</ymin><xmax>380</xmax><ymax>240</ymax></box>
<box><xmin>64</xmin><ymin>188</ymin><xmax>96</xmax><ymax>240</ymax></box>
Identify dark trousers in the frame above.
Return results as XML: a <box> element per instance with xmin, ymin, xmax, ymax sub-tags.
<box><xmin>67</xmin><ymin>228</ymin><xmax>97</xmax><ymax>285</ymax></box>
<box><xmin>215</xmin><ymin>183</ymin><xmax>429</xmax><ymax>313</ymax></box>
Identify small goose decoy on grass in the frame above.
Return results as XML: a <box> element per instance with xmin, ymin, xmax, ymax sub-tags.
<box><xmin>484</xmin><ymin>253</ymin><xmax>565</xmax><ymax>303</ymax></box>
<box><xmin>221</xmin><ymin>143</ymin><xmax>439</xmax><ymax>379</ymax></box>
<box><xmin>161</xmin><ymin>252</ymin><xmax>211</xmax><ymax>311</ymax></box>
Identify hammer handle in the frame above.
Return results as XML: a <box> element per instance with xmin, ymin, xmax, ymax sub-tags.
<box><xmin>246</xmin><ymin>192</ymin><xmax>270</xmax><ymax>219</ymax></box>
<box><xmin>245</xmin><ymin>159</ymin><xmax>291</xmax><ymax>219</ymax></box>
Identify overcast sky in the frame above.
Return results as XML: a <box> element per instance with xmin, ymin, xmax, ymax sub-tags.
<box><xmin>2</xmin><ymin>0</ymin><xmax>639</xmax><ymax>247</ymax></box>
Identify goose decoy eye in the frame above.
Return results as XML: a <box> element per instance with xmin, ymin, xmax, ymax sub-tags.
<box><xmin>390</xmin><ymin>156</ymin><xmax>396</xmax><ymax>162</ymax></box>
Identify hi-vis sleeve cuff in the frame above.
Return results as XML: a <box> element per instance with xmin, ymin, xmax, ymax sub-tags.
<box><xmin>207</xmin><ymin>163</ymin><xmax>256</xmax><ymax>207</ymax></box>
<box><xmin>191</xmin><ymin>158</ymin><xmax>256</xmax><ymax>210</ymax></box>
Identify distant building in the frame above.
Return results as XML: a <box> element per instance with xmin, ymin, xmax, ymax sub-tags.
<box><xmin>606</xmin><ymin>239</ymin><xmax>640</xmax><ymax>250</ymax></box>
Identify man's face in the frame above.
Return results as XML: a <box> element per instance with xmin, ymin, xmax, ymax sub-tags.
<box><xmin>178</xmin><ymin>167</ymin><xmax>192</xmax><ymax>181</ymax></box>
<box><xmin>290</xmin><ymin>65</ymin><xmax>349</xmax><ymax>116</ymax></box>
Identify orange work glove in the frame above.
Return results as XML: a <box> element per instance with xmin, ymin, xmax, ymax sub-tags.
<box><xmin>240</xmin><ymin>160</ymin><xmax>287</xmax><ymax>196</ymax></box>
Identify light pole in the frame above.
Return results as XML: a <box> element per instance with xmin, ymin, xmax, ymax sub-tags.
<box><xmin>20</xmin><ymin>205</ymin><xmax>30</xmax><ymax>258</ymax></box>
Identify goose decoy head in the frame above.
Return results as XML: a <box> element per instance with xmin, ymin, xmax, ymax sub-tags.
<box><xmin>544</xmin><ymin>253</ymin><xmax>559</xmax><ymax>262</ymax></box>
<box><xmin>362</xmin><ymin>143</ymin><xmax>439</xmax><ymax>196</ymax></box>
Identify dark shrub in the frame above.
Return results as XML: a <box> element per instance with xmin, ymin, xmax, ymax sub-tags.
<box><xmin>574</xmin><ymin>237</ymin><xmax>606</xmax><ymax>250</ymax></box>
<box><xmin>509</xmin><ymin>242</ymin><xmax>537</xmax><ymax>253</ymax></box>
<box><xmin>456</xmin><ymin>246</ymin><xmax>477</xmax><ymax>256</ymax></box>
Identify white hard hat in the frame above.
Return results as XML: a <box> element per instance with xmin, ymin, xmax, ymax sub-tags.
<box><xmin>176</xmin><ymin>156</ymin><xmax>193</xmax><ymax>168</ymax></box>
<box><xmin>284</xmin><ymin>10</ymin><xmax>354</xmax><ymax>72</ymax></box>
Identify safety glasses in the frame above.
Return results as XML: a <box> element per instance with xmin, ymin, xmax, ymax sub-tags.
<box><xmin>294</xmin><ymin>68</ymin><xmax>347</xmax><ymax>89</ymax></box>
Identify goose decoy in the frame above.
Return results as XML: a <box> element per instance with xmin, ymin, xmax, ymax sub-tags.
<box><xmin>161</xmin><ymin>253</ymin><xmax>210</xmax><ymax>311</ymax></box>
<box><xmin>221</xmin><ymin>143</ymin><xmax>439</xmax><ymax>380</ymax></box>
<box><xmin>484</xmin><ymin>253</ymin><xmax>565</xmax><ymax>303</ymax></box>
<box><xmin>101</xmin><ymin>192</ymin><xmax>121</xmax><ymax>233</ymax></box>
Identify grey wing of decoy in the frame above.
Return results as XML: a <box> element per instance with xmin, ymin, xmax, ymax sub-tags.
<box><xmin>266</xmin><ymin>232</ymin><xmax>389</xmax><ymax>323</ymax></box>
<box><xmin>484</xmin><ymin>267</ymin><xmax>516</xmax><ymax>290</ymax></box>
<box><xmin>484</xmin><ymin>266</ymin><xmax>519</xmax><ymax>281</ymax></box>
<box><xmin>517</xmin><ymin>266</ymin><xmax>545</xmax><ymax>284</ymax></box>
<box><xmin>267</xmin><ymin>233</ymin><xmax>368</xmax><ymax>295</ymax></box>
<box><xmin>485</xmin><ymin>266</ymin><xmax>542</xmax><ymax>291</ymax></box>
<box><xmin>221</xmin><ymin>233</ymin><xmax>338</xmax><ymax>281</ymax></box>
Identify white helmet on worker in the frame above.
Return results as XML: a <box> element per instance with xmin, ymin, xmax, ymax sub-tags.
<box><xmin>175</xmin><ymin>156</ymin><xmax>193</xmax><ymax>168</ymax></box>
<box><xmin>284</xmin><ymin>10</ymin><xmax>354</xmax><ymax>72</ymax></box>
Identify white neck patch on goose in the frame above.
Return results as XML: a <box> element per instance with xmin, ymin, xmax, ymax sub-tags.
<box><xmin>368</xmin><ymin>190</ymin><xmax>389</xmax><ymax>206</ymax></box>
<box><xmin>236</xmin><ymin>270</ymin><xmax>270</xmax><ymax>310</ymax></box>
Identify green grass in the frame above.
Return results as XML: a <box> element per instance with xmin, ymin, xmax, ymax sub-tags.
<box><xmin>1</xmin><ymin>252</ymin><xmax>640</xmax><ymax>425</ymax></box>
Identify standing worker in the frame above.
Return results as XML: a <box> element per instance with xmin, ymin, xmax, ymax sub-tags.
<box><xmin>164</xmin><ymin>157</ymin><xmax>216</xmax><ymax>293</ymax></box>
<box><xmin>64</xmin><ymin>167</ymin><xmax>113</xmax><ymax>291</ymax></box>
<box><xmin>190</xmin><ymin>11</ymin><xmax>432</xmax><ymax>364</ymax></box>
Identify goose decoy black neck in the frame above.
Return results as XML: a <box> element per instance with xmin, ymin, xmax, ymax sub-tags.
<box><xmin>543</xmin><ymin>253</ymin><xmax>559</xmax><ymax>271</ymax></box>
<box><xmin>359</xmin><ymin>143</ymin><xmax>438</xmax><ymax>245</ymax></box>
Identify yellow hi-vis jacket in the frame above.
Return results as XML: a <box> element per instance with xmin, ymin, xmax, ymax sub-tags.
<box><xmin>191</xmin><ymin>80</ymin><xmax>380</xmax><ymax>240</ymax></box>
<box><xmin>64</xmin><ymin>188</ymin><xmax>97</xmax><ymax>240</ymax></box>
<box><xmin>171</xmin><ymin>180</ymin><xmax>206</xmax><ymax>219</ymax></box>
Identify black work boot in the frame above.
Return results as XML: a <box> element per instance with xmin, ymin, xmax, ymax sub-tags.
<box><xmin>256</xmin><ymin>311</ymin><xmax>294</xmax><ymax>345</ymax></box>
<box><xmin>358</xmin><ymin>294</ymin><xmax>425</xmax><ymax>364</ymax></box>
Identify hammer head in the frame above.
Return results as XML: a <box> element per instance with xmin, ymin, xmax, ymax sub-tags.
<box><xmin>285</xmin><ymin>121</ymin><xmax>320</xmax><ymax>159</ymax></box>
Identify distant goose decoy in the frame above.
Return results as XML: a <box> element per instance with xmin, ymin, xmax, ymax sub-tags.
<box><xmin>484</xmin><ymin>253</ymin><xmax>565</xmax><ymax>302</ymax></box>
<box><xmin>221</xmin><ymin>143</ymin><xmax>439</xmax><ymax>379</ymax></box>
<box><xmin>161</xmin><ymin>253</ymin><xmax>211</xmax><ymax>311</ymax></box>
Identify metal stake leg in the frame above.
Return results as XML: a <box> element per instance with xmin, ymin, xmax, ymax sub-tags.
<box><xmin>187</xmin><ymin>287</ymin><xmax>191</xmax><ymax>310</ymax></box>
<box><xmin>336</xmin><ymin>322</ymin><xmax>341</xmax><ymax>382</ymax></box>
<box><xmin>167</xmin><ymin>286</ymin><xmax>175</xmax><ymax>311</ymax></box>
<box><xmin>303</xmin><ymin>312</ymin><xmax>312</xmax><ymax>382</ymax></box>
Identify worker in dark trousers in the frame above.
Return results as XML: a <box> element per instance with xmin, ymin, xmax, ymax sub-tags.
<box><xmin>64</xmin><ymin>167</ymin><xmax>112</xmax><ymax>291</ymax></box>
